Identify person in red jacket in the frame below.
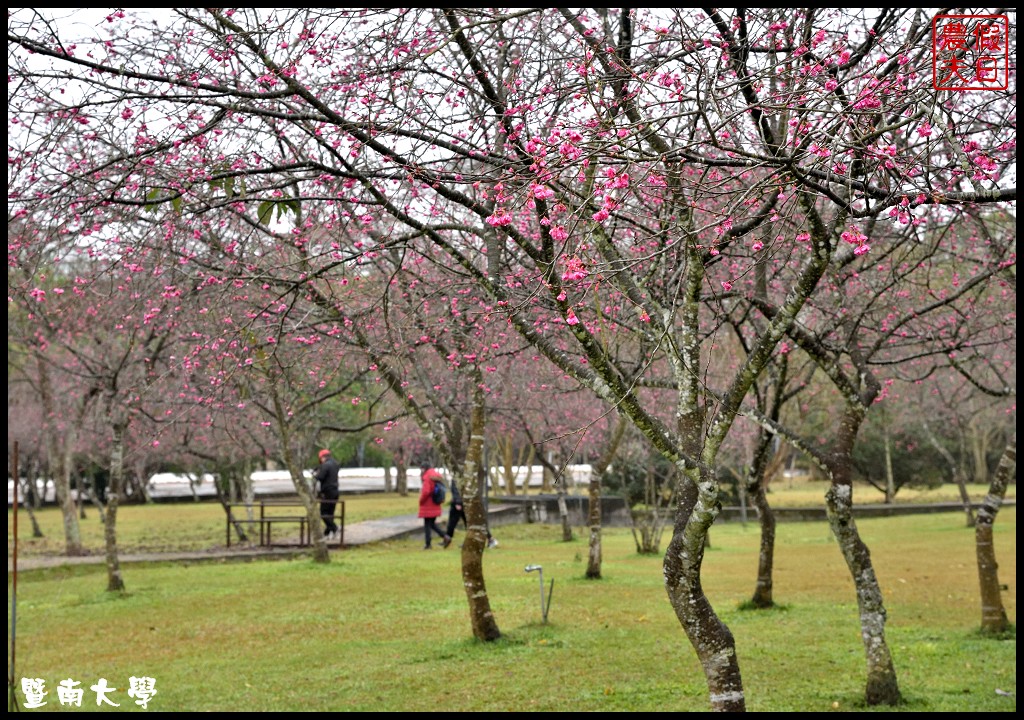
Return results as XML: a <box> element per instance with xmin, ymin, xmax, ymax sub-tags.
<box><xmin>419</xmin><ymin>464</ymin><xmax>451</xmax><ymax>550</ymax></box>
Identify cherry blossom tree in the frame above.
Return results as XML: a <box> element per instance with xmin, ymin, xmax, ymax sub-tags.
<box><xmin>9</xmin><ymin>223</ymin><xmax>188</xmax><ymax>591</ymax></box>
<box><xmin>8</xmin><ymin>7</ymin><xmax>1015</xmax><ymax>709</ymax></box>
<box><xmin>741</xmin><ymin>198</ymin><xmax>1015</xmax><ymax>702</ymax></box>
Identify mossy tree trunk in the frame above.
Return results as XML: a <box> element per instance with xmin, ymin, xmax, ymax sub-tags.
<box><xmin>976</xmin><ymin>435</ymin><xmax>1013</xmax><ymax>634</ymax></box>
<box><xmin>459</xmin><ymin>381</ymin><xmax>502</xmax><ymax>641</ymax></box>
<box><xmin>746</xmin><ymin>429</ymin><xmax>780</xmax><ymax>609</ymax></box>
<box><xmin>824</xmin><ymin>403</ymin><xmax>900</xmax><ymax>706</ymax></box>
<box><xmin>104</xmin><ymin>417</ymin><xmax>127</xmax><ymax>594</ymax></box>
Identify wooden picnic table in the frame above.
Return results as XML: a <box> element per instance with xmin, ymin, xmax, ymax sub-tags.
<box><xmin>224</xmin><ymin>499</ymin><xmax>345</xmax><ymax>547</ymax></box>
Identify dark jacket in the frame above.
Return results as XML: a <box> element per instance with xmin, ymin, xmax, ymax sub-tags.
<box><xmin>449</xmin><ymin>478</ymin><xmax>462</xmax><ymax>508</ymax></box>
<box><xmin>315</xmin><ymin>457</ymin><xmax>340</xmax><ymax>498</ymax></box>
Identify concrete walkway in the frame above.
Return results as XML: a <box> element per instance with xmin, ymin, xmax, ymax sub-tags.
<box><xmin>8</xmin><ymin>504</ymin><xmax>523</xmax><ymax>572</ymax></box>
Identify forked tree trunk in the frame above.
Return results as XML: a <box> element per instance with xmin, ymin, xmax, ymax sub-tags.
<box><xmin>976</xmin><ymin>435</ymin><xmax>1014</xmax><ymax>634</ymax></box>
<box><xmin>104</xmin><ymin>418</ymin><xmax>127</xmax><ymax>593</ymax></box>
<box><xmin>459</xmin><ymin>383</ymin><xmax>501</xmax><ymax>641</ymax></box>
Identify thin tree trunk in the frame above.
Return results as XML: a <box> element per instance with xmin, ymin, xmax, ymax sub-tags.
<box><xmin>241</xmin><ymin>462</ymin><xmax>256</xmax><ymax>532</ymax></box>
<box><xmin>57</xmin><ymin>427</ymin><xmax>87</xmax><ymax>552</ymax></box>
<box><xmin>968</xmin><ymin>416</ymin><xmax>994</xmax><ymax>485</ymax></box>
<box><xmin>104</xmin><ymin>419</ymin><xmax>127</xmax><ymax>593</ymax></box>
<box><xmin>534</xmin><ymin>447</ymin><xmax>573</xmax><ymax>541</ymax></box>
<box><xmin>88</xmin><ymin>470</ymin><xmax>108</xmax><ymax>524</ymax></box>
<box><xmin>76</xmin><ymin>470</ymin><xmax>87</xmax><ymax>520</ymax></box>
<box><xmin>520</xmin><ymin>447</ymin><xmax>535</xmax><ymax>495</ymax></box>
<box><xmin>825</xmin><ymin>406</ymin><xmax>900</xmax><ymax>706</ymax></box>
<box><xmin>214</xmin><ymin>469</ymin><xmax>249</xmax><ymax>544</ymax></box>
<box><xmin>747</xmin><ymin>431</ymin><xmax>781</xmax><ymax>608</ymax></box>
<box><xmin>396</xmin><ymin>447</ymin><xmax>408</xmax><ymax>496</ymax></box>
<box><xmin>587</xmin><ymin>415</ymin><xmax>627</xmax><ymax>579</ymax></box>
<box><xmin>883</xmin><ymin>429</ymin><xmax>895</xmax><ymax>504</ymax></box>
<box><xmin>976</xmin><ymin>435</ymin><xmax>1013</xmax><ymax>634</ymax></box>
<box><xmin>923</xmin><ymin>420</ymin><xmax>976</xmax><ymax>527</ymax></box>
<box><xmin>557</xmin><ymin>490</ymin><xmax>572</xmax><ymax>541</ymax></box>
<box><xmin>459</xmin><ymin>382</ymin><xmax>501</xmax><ymax>641</ymax></box>
<box><xmin>132</xmin><ymin>457</ymin><xmax>154</xmax><ymax>503</ymax></box>
<box><xmin>541</xmin><ymin>452</ymin><xmax>555</xmax><ymax>493</ymax></box>
<box><xmin>38</xmin><ymin>354</ymin><xmax>84</xmax><ymax>555</ymax></box>
<box><xmin>18</xmin><ymin>477</ymin><xmax>45</xmax><ymax>538</ymax></box>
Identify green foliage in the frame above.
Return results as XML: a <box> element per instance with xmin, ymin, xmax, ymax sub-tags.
<box><xmin>256</xmin><ymin>199</ymin><xmax>300</xmax><ymax>225</ymax></box>
<box><xmin>852</xmin><ymin>424</ymin><xmax>945</xmax><ymax>492</ymax></box>
<box><xmin>603</xmin><ymin>452</ymin><xmax>676</xmax><ymax>508</ymax></box>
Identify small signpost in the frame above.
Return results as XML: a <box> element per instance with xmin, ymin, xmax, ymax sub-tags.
<box><xmin>524</xmin><ymin>564</ymin><xmax>554</xmax><ymax>624</ymax></box>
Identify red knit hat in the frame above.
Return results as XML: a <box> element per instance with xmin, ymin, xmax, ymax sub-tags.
<box><xmin>318</xmin><ymin>449</ymin><xmax>331</xmax><ymax>461</ymax></box>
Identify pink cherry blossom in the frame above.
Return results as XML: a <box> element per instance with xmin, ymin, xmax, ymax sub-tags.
<box><xmin>485</xmin><ymin>208</ymin><xmax>512</xmax><ymax>226</ymax></box>
<box><xmin>561</xmin><ymin>256</ymin><xmax>587</xmax><ymax>282</ymax></box>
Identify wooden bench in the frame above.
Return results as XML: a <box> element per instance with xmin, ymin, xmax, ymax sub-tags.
<box><xmin>225</xmin><ymin>499</ymin><xmax>345</xmax><ymax>548</ymax></box>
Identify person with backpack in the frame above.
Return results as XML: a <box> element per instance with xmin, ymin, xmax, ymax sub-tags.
<box><xmin>418</xmin><ymin>463</ymin><xmax>451</xmax><ymax>550</ymax></box>
<box><xmin>314</xmin><ymin>449</ymin><xmax>341</xmax><ymax>540</ymax></box>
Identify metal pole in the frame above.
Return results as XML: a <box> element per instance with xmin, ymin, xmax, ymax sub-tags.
<box><xmin>10</xmin><ymin>441</ymin><xmax>21</xmax><ymax>712</ymax></box>
<box><xmin>544</xmin><ymin>578</ymin><xmax>554</xmax><ymax>623</ymax></box>
<box><xmin>525</xmin><ymin>565</ymin><xmax>547</xmax><ymax>624</ymax></box>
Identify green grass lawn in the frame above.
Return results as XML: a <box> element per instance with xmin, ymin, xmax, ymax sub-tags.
<box><xmin>7</xmin><ymin>505</ymin><xmax>1016</xmax><ymax>712</ymax></box>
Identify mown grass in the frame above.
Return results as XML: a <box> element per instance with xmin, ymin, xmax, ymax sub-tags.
<box><xmin>7</xmin><ymin>505</ymin><xmax>1016</xmax><ymax>712</ymax></box>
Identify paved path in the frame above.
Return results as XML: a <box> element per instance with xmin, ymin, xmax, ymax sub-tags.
<box><xmin>8</xmin><ymin>505</ymin><xmax>520</xmax><ymax>572</ymax></box>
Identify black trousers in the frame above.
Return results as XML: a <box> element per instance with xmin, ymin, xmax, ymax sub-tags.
<box><xmin>320</xmin><ymin>491</ymin><xmax>339</xmax><ymax>534</ymax></box>
<box><xmin>445</xmin><ymin>505</ymin><xmax>466</xmax><ymax>538</ymax></box>
<box><xmin>423</xmin><ymin>517</ymin><xmax>446</xmax><ymax>547</ymax></box>
<box><xmin>445</xmin><ymin>505</ymin><xmax>491</xmax><ymax>540</ymax></box>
